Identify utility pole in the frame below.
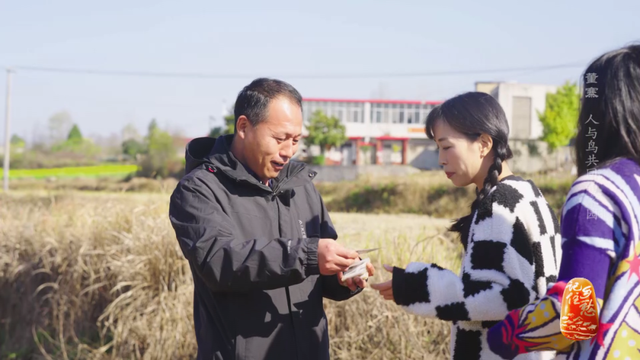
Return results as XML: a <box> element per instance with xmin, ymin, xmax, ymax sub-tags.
<box><xmin>3</xmin><ymin>68</ymin><xmax>13</xmax><ymax>192</ymax></box>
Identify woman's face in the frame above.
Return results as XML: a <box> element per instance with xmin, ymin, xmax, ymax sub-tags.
<box><xmin>432</xmin><ymin>120</ymin><xmax>486</xmax><ymax>187</ymax></box>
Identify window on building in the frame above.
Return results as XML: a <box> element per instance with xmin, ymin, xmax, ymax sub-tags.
<box><xmin>321</xmin><ymin>102</ymin><xmax>329</xmax><ymax>117</ymax></box>
<box><xmin>347</xmin><ymin>103</ymin><xmax>363</xmax><ymax>123</ymax></box>
<box><xmin>377</xmin><ymin>104</ymin><xmax>387</xmax><ymax>123</ymax></box>
<box><xmin>302</xmin><ymin>101</ymin><xmax>312</xmax><ymax>123</ymax></box>
<box><xmin>391</xmin><ymin>104</ymin><xmax>399</xmax><ymax>123</ymax></box>
<box><xmin>401</xmin><ymin>104</ymin><xmax>408</xmax><ymax>124</ymax></box>
<box><xmin>421</xmin><ymin>104</ymin><xmax>434</xmax><ymax>124</ymax></box>
<box><xmin>320</xmin><ymin>103</ymin><xmax>327</xmax><ymax>117</ymax></box>
<box><xmin>403</xmin><ymin>104</ymin><xmax>411</xmax><ymax>123</ymax></box>
<box><xmin>371</xmin><ymin>103</ymin><xmax>388</xmax><ymax>123</ymax></box>
<box><xmin>304</xmin><ymin>109</ymin><xmax>310</xmax><ymax>123</ymax></box>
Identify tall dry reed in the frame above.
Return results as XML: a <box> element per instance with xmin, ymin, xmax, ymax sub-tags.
<box><xmin>1</xmin><ymin>192</ymin><xmax>462</xmax><ymax>359</ymax></box>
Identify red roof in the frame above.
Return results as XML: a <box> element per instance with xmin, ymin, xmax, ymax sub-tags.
<box><xmin>303</xmin><ymin>98</ymin><xmax>442</xmax><ymax>105</ymax></box>
<box><xmin>376</xmin><ymin>136</ymin><xmax>410</xmax><ymax>141</ymax></box>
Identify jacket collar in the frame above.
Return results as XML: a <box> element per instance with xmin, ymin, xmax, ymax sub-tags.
<box><xmin>185</xmin><ymin>134</ymin><xmax>316</xmax><ymax>192</ymax></box>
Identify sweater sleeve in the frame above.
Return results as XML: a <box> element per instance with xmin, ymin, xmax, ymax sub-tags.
<box><xmin>486</xmin><ymin>178</ymin><xmax>617</xmax><ymax>359</ymax></box>
<box><xmin>486</xmin><ymin>243</ymin><xmax>611</xmax><ymax>359</ymax></box>
<box><xmin>393</xmin><ymin>201</ymin><xmax>547</xmax><ymax>321</ymax></box>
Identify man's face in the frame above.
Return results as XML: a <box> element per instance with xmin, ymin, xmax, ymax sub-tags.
<box><xmin>237</xmin><ymin>97</ymin><xmax>303</xmax><ymax>182</ymax></box>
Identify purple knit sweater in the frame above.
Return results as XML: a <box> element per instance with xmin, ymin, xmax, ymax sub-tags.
<box><xmin>487</xmin><ymin>158</ymin><xmax>640</xmax><ymax>360</ymax></box>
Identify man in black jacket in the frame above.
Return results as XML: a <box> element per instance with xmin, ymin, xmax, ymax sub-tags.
<box><xmin>169</xmin><ymin>78</ymin><xmax>374</xmax><ymax>360</ymax></box>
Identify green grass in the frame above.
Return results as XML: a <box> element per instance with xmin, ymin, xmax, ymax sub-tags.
<box><xmin>1</xmin><ymin>164</ymin><xmax>137</xmax><ymax>179</ymax></box>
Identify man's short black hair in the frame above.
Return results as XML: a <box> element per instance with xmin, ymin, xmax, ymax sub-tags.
<box><xmin>233</xmin><ymin>78</ymin><xmax>303</xmax><ymax>133</ymax></box>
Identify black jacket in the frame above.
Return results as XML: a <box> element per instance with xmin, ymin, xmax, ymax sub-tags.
<box><xmin>169</xmin><ymin>135</ymin><xmax>359</xmax><ymax>360</ymax></box>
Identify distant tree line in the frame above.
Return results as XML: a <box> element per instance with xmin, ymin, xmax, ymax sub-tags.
<box><xmin>3</xmin><ymin>83</ymin><xmax>579</xmax><ymax>178</ymax></box>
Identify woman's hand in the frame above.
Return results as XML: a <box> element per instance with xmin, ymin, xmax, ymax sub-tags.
<box><xmin>370</xmin><ymin>264</ymin><xmax>396</xmax><ymax>301</ymax></box>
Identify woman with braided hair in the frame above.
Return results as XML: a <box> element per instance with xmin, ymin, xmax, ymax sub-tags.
<box><xmin>486</xmin><ymin>44</ymin><xmax>640</xmax><ymax>360</ymax></box>
<box><xmin>372</xmin><ymin>92</ymin><xmax>562</xmax><ymax>360</ymax></box>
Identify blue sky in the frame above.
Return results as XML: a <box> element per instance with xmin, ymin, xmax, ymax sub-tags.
<box><xmin>1</xmin><ymin>0</ymin><xmax>639</xmax><ymax>142</ymax></box>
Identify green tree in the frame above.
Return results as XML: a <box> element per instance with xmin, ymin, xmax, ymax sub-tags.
<box><xmin>48</xmin><ymin>111</ymin><xmax>73</xmax><ymax>143</ymax></box>
<box><xmin>137</xmin><ymin>119</ymin><xmax>181</xmax><ymax>178</ymax></box>
<box><xmin>224</xmin><ymin>114</ymin><xmax>235</xmax><ymax>134</ymax></box>
<box><xmin>122</xmin><ymin>138</ymin><xmax>146</xmax><ymax>158</ymax></box>
<box><xmin>148</xmin><ymin>118</ymin><xmax>159</xmax><ymax>135</ymax></box>
<box><xmin>50</xmin><ymin>137</ymin><xmax>100</xmax><ymax>156</ymax></box>
<box><xmin>10</xmin><ymin>134</ymin><xmax>25</xmax><ymax>147</ymax></box>
<box><xmin>67</xmin><ymin>124</ymin><xmax>83</xmax><ymax>142</ymax></box>
<box><xmin>147</xmin><ymin>129</ymin><xmax>175</xmax><ymax>158</ymax></box>
<box><xmin>9</xmin><ymin>134</ymin><xmax>26</xmax><ymax>166</ymax></box>
<box><xmin>207</xmin><ymin>108</ymin><xmax>235</xmax><ymax>138</ymax></box>
<box><xmin>538</xmin><ymin>81</ymin><xmax>580</xmax><ymax>151</ymax></box>
<box><xmin>209</xmin><ymin>127</ymin><xmax>224</xmax><ymax>138</ymax></box>
<box><xmin>224</xmin><ymin>105</ymin><xmax>235</xmax><ymax>135</ymax></box>
<box><xmin>122</xmin><ymin>123</ymin><xmax>141</xmax><ymax>142</ymax></box>
<box><xmin>50</xmin><ymin>123</ymin><xmax>100</xmax><ymax>156</ymax></box>
<box><xmin>304</xmin><ymin>110</ymin><xmax>347</xmax><ymax>163</ymax></box>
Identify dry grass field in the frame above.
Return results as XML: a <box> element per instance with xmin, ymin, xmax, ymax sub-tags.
<box><xmin>7</xmin><ymin>169</ymin><xmax>574</xmax><ymax>220</ymax></box>
<box><xmin>1</xmin><ymin>191</ymin><xmax>463</xmax><ymax>360</ymax></box>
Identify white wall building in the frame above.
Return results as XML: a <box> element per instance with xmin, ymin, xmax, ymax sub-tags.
<box><xmin>476</xmin><ymin>82</ymin><xmax>558</xmax><ymax>140</ymax></box>
<box><xmin>300</xmin><ymin>82</ymin><xmax>559</xmax><ymax>169</ymax></box>
<box><xmin>301</xmin><ymin>98</ymin><xmax>442</xmax><ymax>167</ymax></box>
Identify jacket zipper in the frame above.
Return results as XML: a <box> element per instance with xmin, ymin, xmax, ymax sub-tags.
<box><xmin>211</xmin><ymin>162</ymin><xmax>306</xmax><ymax>358</ymax></box>
<box><xmin>275</xmin><ymin>193</ymin><xmax>301</xmax><ymax>360</ymax></box>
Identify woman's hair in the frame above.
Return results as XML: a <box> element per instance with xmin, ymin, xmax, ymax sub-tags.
<box><xmin>425</xmin><ymin>92</ymin><xmax>513</xmax><ymax>249</ymax></box>
<box><xmin>575</xmin><ymin>44</ymin><xmax>640</xmax><ymax>176</ymax></box>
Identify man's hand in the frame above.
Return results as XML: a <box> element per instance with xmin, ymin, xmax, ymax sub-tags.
<box><xmin>370</xmin><ymin>264</ymin><xmax>395</xmax><ymax>301</ymax></box>
<box><xmin>337</xmin><ymin>262</ymin><xmax>375</xmax><ymax>292</ymax></box>
<box><xmin>318</xmin><ymin>238</ymin><xmax>359</xmax><ymax>275</ymax></box>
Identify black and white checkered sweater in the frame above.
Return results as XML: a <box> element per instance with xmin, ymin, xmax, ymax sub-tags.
<box><xmin>392</xmin><ymin>175</ymin><xmax>562</xmax><ymax>360</ymax></box>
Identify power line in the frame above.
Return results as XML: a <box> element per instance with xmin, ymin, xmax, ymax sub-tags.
<box><xmin>1</xmin><ymin>61</ymin><xmax>587</xmax><ymax>80</ymax></box>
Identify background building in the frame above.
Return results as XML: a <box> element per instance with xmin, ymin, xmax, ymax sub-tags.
<box><xmin>301</xmin><ymin>98</ymin><xmax>442</xmax><ymax>168</ymax></box>
<box><xmin>475</xmin><ymin>81</ymin><xmax>558</xmax><ymax>140</ymax></box>
<box><xmin>299</xmin><ymin>82</ymin><xmax>561</xmax><ymax>170</ymax></box>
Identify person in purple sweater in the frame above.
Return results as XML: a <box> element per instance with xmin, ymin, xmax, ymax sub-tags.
<box><xmin>487</xmin><ymin>44</ymin><xmax>640</xmax><ymax>360</ymax></box>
